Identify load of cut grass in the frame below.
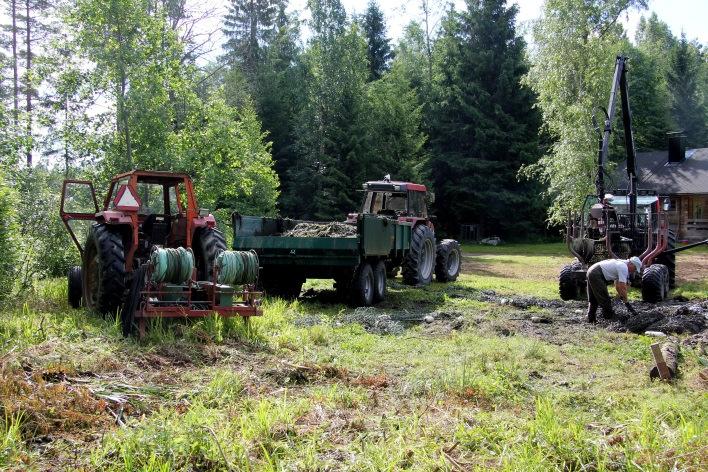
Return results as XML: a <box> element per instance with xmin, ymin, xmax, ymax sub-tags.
<box><xmin>283</xmin><ymin>222</ymin><xmax>357</xmax><ymax>238</ymax></box>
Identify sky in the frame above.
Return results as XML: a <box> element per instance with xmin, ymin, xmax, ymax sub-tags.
<box><xmin>197</xmin><ymin>0</ymin><xmax>708</xmax><ymax>65</ymax></box>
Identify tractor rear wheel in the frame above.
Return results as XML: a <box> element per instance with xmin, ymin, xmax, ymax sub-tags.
<box><xmin>68</xmin><ymin>266</ymin><xmax>82</xmax><ymax>308</ymax></box>
<box><xmin>194</xmin><ymin>228</ymin><xmax>227</xmax><ymax>281</ymax></box>
<box><xmin>642</xmin><ymin>264</ymin><xmax>668</xmax><ymax>303</ymax></box>
<box><xmin>559</xmin><ymin>260</ymin><xmax>582</xmax><ymax>300</ymax></box>
<box><xmin>656</xmin><ymin>230</ymin><xmax>676</xmax><ymax>289</ymax></box>
<box><xmin>120</xmin><ymin>265</ymin><xmax>147</xmax><ymax>337</ymax></box>
<box><xmin>402</xmin><ymin>225</ymin><xmax>435</xmax><ymax>286</ymax></box>
<box><xmin>435</xmin><ymin>239</ymin><xmax>461</xmax><ymax>282</ymax></box>
<box><xmin>373</xmin><ymin>260</ymin><xmax>387</xmax><ymax>302</ymax></box>
<box><xmin>351</xmin><ymin>263</ymin><xmax>374</xmax><ymax>306</ymax></box>
<box><xmin>82</xmin><ymin>224</ymin><xmax>126</xmax><ymax>315</ymax></box>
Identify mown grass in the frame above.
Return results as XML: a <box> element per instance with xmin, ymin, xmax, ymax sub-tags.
<box><xmin>0</xmin><ymin>243</ymin><xmax>706</xmax><ymax>471</ymax></box>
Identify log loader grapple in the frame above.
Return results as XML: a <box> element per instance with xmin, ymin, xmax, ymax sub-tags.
<box><xmin>60</xmin><ymin>170</ymin><xmax>261</xmax><ymax>337</ymax></box>
<box><xmin>560</xmin><ymin>56</ymin><xmax>707</xmax><ymax>303</ymax></box>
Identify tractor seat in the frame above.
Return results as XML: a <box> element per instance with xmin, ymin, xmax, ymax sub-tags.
<box><xmin>142</xmin><ymin>214</ymin><xmax>171</xmax><ymax>246</ymax></box>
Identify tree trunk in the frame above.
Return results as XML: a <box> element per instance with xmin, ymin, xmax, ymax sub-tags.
<box><xmin>11</xmin><ymin>0</ymin><xmax>18</xmax><ymax>126</ymax></box>
<box><xmin>25</xmin><ymin>0</ymin><xmax>32</xmax><ymax>167</ymax></box>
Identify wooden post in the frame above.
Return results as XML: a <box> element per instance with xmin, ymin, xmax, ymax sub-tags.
<box><xmin>650</xmin><ymin>342</ymin><xmax>679</xmax><ymax>381</ymax></box>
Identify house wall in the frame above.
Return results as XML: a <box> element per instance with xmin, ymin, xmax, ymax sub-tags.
<box><xmin>670</xmin><ymin>194</ymin><xmax>708</xmax><ymax>242</ymax></box>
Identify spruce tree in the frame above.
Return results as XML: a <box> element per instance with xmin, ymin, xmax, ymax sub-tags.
<box><xmin>667</xmin><ymin>34</ymin><xmax>707</xmax><ymax>147</ymax></box>
<box><xmin>428</xmin><ymin>0</ymin><xmax>543</xmax><ymax>237</ymax></box>
<box><xmin>362</xmin><ymin>1</ymin><xmax>391</xmax><ymax>81</ymax></box>
<box><xmin>222</xmin><ymin>0</ymin><xmax>280</xmax><ymax>83</ymax></box>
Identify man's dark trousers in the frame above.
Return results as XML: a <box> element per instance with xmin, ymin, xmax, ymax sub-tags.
<box><xmin>586</xmin><ymin>263</ymin><xmax>612</xmax><ymax>322</ymax></box>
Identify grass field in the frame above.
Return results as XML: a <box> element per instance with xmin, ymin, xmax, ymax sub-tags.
<box><xmin>0</xmin><ymin>244</ymin><xmax>706</xmax><ymax>471</ymax></box>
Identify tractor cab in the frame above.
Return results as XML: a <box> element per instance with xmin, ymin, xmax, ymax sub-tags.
<box><xmin>348</xmin><ymin>177</ymin><xmax>432</xmax><ymax>225</ymax></box>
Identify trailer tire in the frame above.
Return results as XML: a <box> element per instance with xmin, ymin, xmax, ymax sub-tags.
<box><xmin>67</xmin><ymin>266</ymin><xmax>83</xmax><ymax>308</ymax></box>
<box><xmin>402</xmin><ymin>225</ymin><xmax>435</xmax><ymax>286</ymax></box>
<box><xmin>373</xmin><ymin>260</ymin><xmax>387</xmax><ymax>302</ymax></box>
<box><xmin>435</xmin><ymin>239</ymin><xmax>461</xmax><ymax>282</ymax></box>
<box><xmin>83</xmin><ymin>224</ymin><xmax>126</xmax><ymax>315</ymax></box>
<box><xmin>559</xmin><ymin>260</ymin><xmax>582</xmax><ymax>301</ymax></box>
<box><xmin>351</xmin><ymin>263</ymin><xmax>375</xmax><ymax>306</ymax></box>
<box><xmin>642</xmin><ymin>264</ymin><xmax>668</xmax><ymax>303</ymax></box>
<box><xmin>194</xmin><ymin>228</ymin><xmax>227</xmax><ymax>281</ymax></box>
<box><xmin>656</xmin><ymin>230</ymin><xmax>676</xmax><ymax>289</ymax></box>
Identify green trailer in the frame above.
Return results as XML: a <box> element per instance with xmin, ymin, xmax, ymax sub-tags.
<box><xmin>232</xmin><ymin>213</ymin><xmax>411</xmax><ymax>305</ymax></box>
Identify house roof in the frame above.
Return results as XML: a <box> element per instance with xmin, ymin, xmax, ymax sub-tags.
<box><xmin>614</xmin><ymin>147</ymin><xmax>708</xmax><ymax>195</ymax></box>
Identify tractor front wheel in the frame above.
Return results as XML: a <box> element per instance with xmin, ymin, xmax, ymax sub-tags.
<box><xmin>68</xmin><ymin>266</ymin><xmax>82</xmax><ymax>308</ymax></box>
<box><xmin>82</xmin><ymin>224</ymin><xmax>126</xmax><ymax>315</ymax></box>
<box><xmin>435</xmin><ymin>239</ymin><xmax>461</xmax><ymax>282</ymax></box>
<box><xmin>402</xmin><ymin>225</ymin><xmax>436</xmax><ymax>286</ymax></box>
<box><xmin>642</xmin><ymin>264</ymin><xmax>669</xmax><ymax>303</ymax></box>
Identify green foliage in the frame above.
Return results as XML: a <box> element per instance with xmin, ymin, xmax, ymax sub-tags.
<box><xmin>523</xmin><ymin>0</ymin><xmax>646</xmax><ymax>224</ymax></box>
<box><xmin>427</xmin><ymin>0</ymin><xmax>544</xmax><ymax>236</ymax></box>
<box><xmin>175</xmin><ymin>94</ymin><xmax>279</xmax><ymax>218</ymax></box>
<box><xmin>0</xmin><ymin>171</ymin><xmax>19</xmax><ymax>305</ymax></box>
<box><xmin>362</xmin><ymin>0</ymin><xmax>392</xmax><ymax>81</ymax></box>
<box><xmin>223</xmin><ymin>0</ymin><xmax>280</xmax><ymax>81</ymax></box>
<box><xmin>667</xmin><ymin>34</ymin><xmax>707</xmax><ymax>147</ymax></box>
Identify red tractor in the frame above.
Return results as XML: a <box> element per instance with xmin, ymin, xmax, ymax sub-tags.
<box><xmin>60</xmin><ymin>170</ymin><xmax>261</xmax><ymax>336</ymax></box>
<box><xmin>347</xmin><ymin>176</ymin><xmax>462</xmax><ymax>285</ymax></box>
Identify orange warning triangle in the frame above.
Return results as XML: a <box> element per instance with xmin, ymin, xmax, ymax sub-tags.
<box><xmin>114</xmin><ymin>185</ymin><xmax>140</xmax><ymax>211</ymax></box>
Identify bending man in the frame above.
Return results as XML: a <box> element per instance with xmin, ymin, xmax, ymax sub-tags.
<box><xmin>586</xmin><ymin>256</ymin><xmax>642</xmax><ymax>322</ymax></box>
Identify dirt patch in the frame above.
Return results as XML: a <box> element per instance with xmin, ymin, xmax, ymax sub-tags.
<box><xmin>339</xmin><ymin>308</ymin><xmax>467</xmax><ymax>335</ymax></box>
<box><xmin>266</xmin><ymin>361</ymin><xmax>349</xmax><ymax>385</ymax></box>
<box><xmin>676</xmin><ymin>252</ymin><xmax>708</xmax><ymax>283</ymax></box>
<box><xmin>283</xmin><ymin>222</ymin><xmax>357</xmax><ymax>238</ymax></box>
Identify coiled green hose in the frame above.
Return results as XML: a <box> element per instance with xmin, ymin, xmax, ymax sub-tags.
<box><xmin>151</xmin><ymin>247</ymin><xmax>195</xmax><ymax>284</ymax></box>
<box><xmin>215</xmin><ymin>250</ymin><xmax>259</xmax><ymax>285</ymax></box>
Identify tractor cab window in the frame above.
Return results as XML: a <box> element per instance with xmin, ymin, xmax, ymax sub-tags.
<box><xmin>362</xmin><ymin>191</ymin><xmax>407</xmax><ymax>215</ymax></box>
<box><xmin>168</xmin><ymin>185</ymin><xmax>184</xmax><ymax>215</ymax></box>
<box><xmin>408</xmin><ymin>191</ymin><xmax>427</xmax><ymax>217</ymax></box>
<box><xmin>136</xmin><ymin>182</ymin><xmax>166</xmax><ymax>215</ymax></box>
<box><xmin>108</xmin><ymin>178</ymin><xmax>129</xmax><ymax>209</ymax></box>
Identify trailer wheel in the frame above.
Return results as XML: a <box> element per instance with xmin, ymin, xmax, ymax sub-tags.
<box><xmin>83</xmin><ymin>224</ymin><xmax>126</xmax><ymax>315</ymax></box>
<box><xmin>194</xmin><ymin>228</ymin><xmax>227</xmax><ymax>281</ymax></box>
<box><xmin>373</xmin><ymin>260</ymin><xmax>387</xmax><ymax>302</ymax></box>
<box><xmin>402</xmin><ymin>225</ymin><xmax>435</xmax><ymax>286</ymax></box>
<box><xmin>656</xmin><ymin>229</ymin><xmax>676</xmax><ymax>289</ymax></box>
<box><xmin>352</xmin><ymin>263</ymin><xmax>375</xmax><ymax>306</ymax></box>
<box><xmin>642</xmin><ymin>264</ymin><xmax>668</xmax><ymax>303</ymax></box>
<box><xmin>559</xmin><ymin>260</ymin><xmax>582</xmax><ymax>300</ymax></box>
<box><xmin>67</xmin><ymin>266</ymin><xmax>82</xmax><ymax>308</ymax></box>
<box><xmin>435</xmin><ymin>239</ymin><xmax>461</xmax><ymax>282</ymax></box>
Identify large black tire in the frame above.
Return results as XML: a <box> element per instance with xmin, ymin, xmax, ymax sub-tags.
<box><xmin>194</xmin><ymin>228</ymin><xmax>227</xmax><ymax>281</ymax></box>
<box><xmin>435</xmin><ymin>239</ymin><xmax>461</xmax><ymax>282</ymax></box>
<box><xmin>351</xmin><ymin>263</ymin><xmax>375</xmax><ymax>306</ymax></box>
<box><xmin>402</xmin><ymin>225</ymin><xmax>436</xmax><ymax>286</ymax></box>
<box><xmin>656</xmin><ymin>229</ymin><xmax>676</xmax><ymax>289</ymax></box>
<box><xmin>559</xmin><ymin>260</ymin><xmax>582</xmax><ymax>301</ymax></box>
<box><xmin>373</xmin><ymin>260</ymin><xmax>387</xmax><ymax>303</ymax></box>
<box><xmin>82</xmin><ymin>224</ymin><xmax>126</xmax><ymax>315</ymax></box>
<box><xmin>120</xmin><ymin>265</ymin><xmax>147</xmax><ymax>337</ymax></box>
<box><xmin>642</xmin><ymin>264</ymin><xmax>668</xmax><ymax>303</ymax></box>
<box><xmin>68</xmin><ymin>266</ymin><xmax>82</xmax><ymax>308</ymax></box>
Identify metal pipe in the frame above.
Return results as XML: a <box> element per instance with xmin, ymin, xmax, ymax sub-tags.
<box><xmin>662</xmin><ymin>238</ymin><xmax>708</xmax><ymax>254</ymax></box>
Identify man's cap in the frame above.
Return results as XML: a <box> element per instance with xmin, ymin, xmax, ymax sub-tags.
<box><xmin>629</xmin><ymin>256</ymin><xmax>642</xmax><ymax>272</ymax></box>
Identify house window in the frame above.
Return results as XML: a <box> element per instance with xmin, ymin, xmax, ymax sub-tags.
<box><xmin>695</xmin><ymin>201</ymin><xmax>704</xmax><ymax>220</ymax></box>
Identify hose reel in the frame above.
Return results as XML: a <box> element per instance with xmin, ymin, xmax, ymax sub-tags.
<box><xmin>150</xmin><ymin>247</ymin><xmax>195</xmax><ymax>284</ymax></box>
<box><xmin>215</xmin><ymin>250</ymin><xmax>259</xmax><ymax>285</ymax></box>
